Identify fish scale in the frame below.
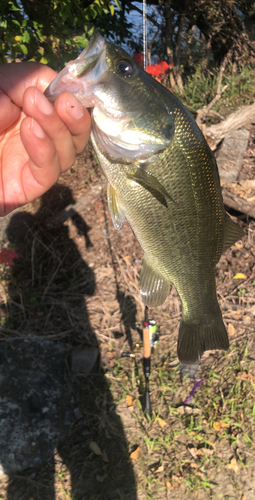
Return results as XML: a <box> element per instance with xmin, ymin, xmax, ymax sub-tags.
<box><xmin>45</xmin><ymin>31</ymin><xmax>244</xmax><ymax>363</ymax></box>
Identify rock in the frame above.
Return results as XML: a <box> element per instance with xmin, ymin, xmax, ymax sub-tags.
<box><xmin>71</xmin><ymin>346</ymin><xmax>99</xmax><ymax>374</ymax></box>
<box><xmin>73</xmin><ymin>407</ymin><xmax>83</xmax><ymax>420</ymax></box>
<box><xmin>0</xmin><ymin>339</ymin><xmax>73</xmax><ymax>473</ymax></box>
<box><xmin>217</xmin><ymin>128</ymin><xmax>250</xmax><ymax>184</ymax></box>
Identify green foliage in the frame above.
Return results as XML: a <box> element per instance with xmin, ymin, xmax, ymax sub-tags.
<box><xmin>175</xmin><ymin>64</ymin><xmax>255</xmax><ymax>119</ymax></box>
<box><xmin>0</xmin><ymin>0</ymin><xmax>121</xmax><ymax>69</ymax></box>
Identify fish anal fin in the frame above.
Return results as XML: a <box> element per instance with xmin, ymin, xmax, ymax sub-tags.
<box><xmin>127</xmin><ymin>166</ymin><xmax>175</xmax><ymax>208</ymax></box>
<box><xmin>177</xmin><ymin>315</ymin><xmax>229</xmax><ymax>364</ymax></box>
<box><xmin>140</xmin><ymin>258</ymin><xmax>170</xmax><ymax>307</ymax></box>
<box><xmin>107</xmin><ymin>183</ymin><xmax>125</xmax><ymax>230</ymax></box>
<box><xmin>223</xmin><ymin>214</ymin><xmax>244</xmax><ymax>253</ymax></box>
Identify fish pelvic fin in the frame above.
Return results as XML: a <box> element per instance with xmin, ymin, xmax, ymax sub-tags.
<box><xmin>177</xmin><ymin>314</ymin><xmax>229</xmax><ymax>364</ymax></box>
<box><xmin>107</xmin><ymin>183</ymin><xmax>125</xmax><ymax>230</ymax></box>
<box><xmin>140</xmin><ymin>258</ymin><xmax>170</xmax><ymax>307</ymax></box>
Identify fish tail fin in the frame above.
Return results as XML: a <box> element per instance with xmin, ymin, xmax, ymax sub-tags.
<box><xmin>177</xmin><ymin>315</ymin><xmax>229</xmax><ymax>364</ymax></box>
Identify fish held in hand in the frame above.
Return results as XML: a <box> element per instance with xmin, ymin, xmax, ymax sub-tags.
<box><xmin>45</xmin><ymin>32</ymin><xmax>243</xmax><ymax>364</ymax></box>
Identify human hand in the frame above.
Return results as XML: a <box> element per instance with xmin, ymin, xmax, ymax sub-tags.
<box><xmin>0</xmin><ymin>62</ymin><xmax>91</xmax><ymax>216</ymax></box>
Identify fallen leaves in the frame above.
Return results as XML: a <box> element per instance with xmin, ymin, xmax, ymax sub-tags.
<box><xmin>155</xmin><ymin>465</ymin><xmax>164</xmax><ymax>473</ymax></box>
<box><xmin>126</xmin><ymin>395</ymin><xmax>134</xmax><ymax>407</ymax></box>
<box><xmin>177</xmin><ymin>405</ymin><xmax>202</xmax><ymax>415</ymax></box>
<box><xmin>233</xmin><ymin>273</ymin><xmax>247</xmax><ymax>279</ymax></box>
<box><xmin>157</xmin><ymin>417</ymin><xmax>167</xmax><ymax>429</ymax></box>
<box><xmin>89</xmin><ymin>441</ymin><xmax>102</xmax><ymax>456</ymax></box>
<box><xmin>227</xmin><ymin>323</ymin><xmax>236</xmax><ymax>336</ymax></box>
<box><xmin>188</xmin><ymin>447</ymin><xmax>214</xmax><ymax>460</ymax></box>
<box><xmin>164</xmin><ymin>478</ymin><xmax>172</xmax><ymax>489</ymax></box>
<box><xmin>226</xmin><ymin>457</ymin><xmax>239</xmax><ymax>474</ymax></box>
<box><xmin>237</xmin><ymin>371</ymin><xmax>255</xmax><ymax>384</ymax></box>
<box><xmin>129</xmin><ymin>447</ymin><xmax>140</xmax><ymax>460</ymax></box>
<box><xmin>96</xmin><ymin>474</ymin><xmax>107</xmax><ymax>482</ymax></box>
<box><xmin>213</xmin><ymin>421</ymin><xmax>229</xmax><ymax>431</ymax></box>
<box><xmin>89</xmin><ymin>442</ymin><xmax>109</xmax><ymax>463</ymax></box>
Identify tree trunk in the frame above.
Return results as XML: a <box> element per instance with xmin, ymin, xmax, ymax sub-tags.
<box><xmin>173</xmin><ymin>12</ymin><xmax>185</xmax><ymax>94</ymax></box>
<box><xmin>204</xmin><ymin>102</ymin><xmax>255</xmax><ymax>150</ymax></box>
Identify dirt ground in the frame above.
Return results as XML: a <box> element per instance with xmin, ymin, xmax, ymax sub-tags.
<box><xmin>0</xmin><ymin>128</ymin><xmax>255</xmax><ymax>500</ymax></box>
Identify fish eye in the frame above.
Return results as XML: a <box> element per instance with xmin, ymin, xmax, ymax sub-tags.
<box><xmin>116</xmin><ymin>60</ymin><xmax>134</xmax><ymax>77</ymax></box>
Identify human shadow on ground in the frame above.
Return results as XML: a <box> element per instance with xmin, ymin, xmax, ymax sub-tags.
<box><xmin>0</xmin><ymin>185</ymin><xmax>137</xmax><ymax>500</ymax></box>
<box><xmin>102</xmin><ymin>199</ymin><xmax>137</xmax><ymax>350</ymax></box>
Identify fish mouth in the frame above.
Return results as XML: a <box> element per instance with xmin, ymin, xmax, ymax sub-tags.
<box><xmin>44</xmin><ymin>31</ymin><xmax>173</xmax><ymax>161</ymax></box>
<box><xmin>44</xmin><ymin>31</ymin><xmax>108</xmax><ymax>104</ymax></box>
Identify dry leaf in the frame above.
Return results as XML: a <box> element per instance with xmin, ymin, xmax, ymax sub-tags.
<box><xmin>234</xmin><ymin>310</ymin><xmax>242</xmax><ymax>320</ymax></box>
<box><xmin>237</xmin><ymin>371</ymin><xmax>255</xmax><ymax>383</ymax></box>
<box><xmin>130</xmin><ymin>447</ymin><xmax>140</xmax><ymax>460</ymax></box>
<box><xmin>219</xmin><ymin>421</ymin><xmax>229</xmax><ymax>429</ymax></box>
<box><xmin>213</xmin><ymin>421</ymin><xmax>229</xmax><ymax>431</ymax></box>
<box><xmin>155</xmin><ymin>465</ymin><xmax>164</xmax><ymax>473</ymax></box>
<box><xmin>213</xmin><ymin>422</ymin><xmax>221</xmax><ymax>431</ymax></box>
<box><xmin>226</xmin><ymin>457</ymin><xmax>239</xmax><ymax>473</ymax></box>
<box><xmin>177</xmin><ymin>405</ymin><xmax>202</xmax><ymax>415</ymax></box>
<box><xmin>201</xmin><ymin>448</ymin><xmax>214</xmax><ymax>456</ymax></box>
<box><xmin>188</xmin><ymin>447</ymin><xmax>198</xmax><ymax>460</ymax></box>
<box><xmin>233</xmin><ymin>273</ymin><xmax>247</xmax><ymax>279</ymax></box>
<box><xmin>96</xmin><ymin>474</ymin><xmax>107</xmax><ymax>482</ymax></box>
<box><xmin>190</xmin><ymin>462</ymin><xmax>199</xmax><ymax>469</ymax></box>
<box><xmin>227</xmin><ymin>323</ymin><xmax>236</xmax><ymax>336</ymax></box>
<box><xmin>126</xmin><ymin>395</ymin><xmax>134</xmax><ymax>407</ymax></box>
<box><xmin>172</xmin><ymin>474</ymin><xmax>180</xmax><ymax>484</ymax></box>
<box><xmin>89</xmin><ymin>441</ymin><xmax>103</xmax><ymax>456</ymax></box>
<box><xmin>164</xmin><ymin>478</ymin><xmax>172</xmax><ymax>489</ymax></box>
<box><xmin>157</xmin><ymin>417</ymin><xmax>167</xmax><ymax>429</ymax></box>
<box><xmin>101</xmin><ymin>450</ymin><xmax>109</xmax><ymax>463</ymax></box>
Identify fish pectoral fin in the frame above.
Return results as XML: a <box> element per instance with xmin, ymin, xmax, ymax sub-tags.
<box><xmin>140</xmin><ymin>258</ymin><xmax>170</xmax><ymax>307</ymax></box>
<box><xmin>127</xmin><ymin>166</ymin><xmax>174</xmax><ymax>208</ymax></box>
<box><xmin>222</xmin><ymin>214</ymin><xmax>244</xmax><ymax>253</ymax></box>
<box><xmin>107</xmin><ymin>183</ymin><xmax>125</xmax><ymax>230</ymax></box>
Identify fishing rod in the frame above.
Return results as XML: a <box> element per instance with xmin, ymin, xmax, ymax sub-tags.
<box><xmin>121</xmin><ymin>305</ymin><xmax>159</xmax><ymax>417</ymax></box>
<box><xmin>143</xmin><ymin>306</ymin><xmax>151</xmax><ymax>416</ymax></box>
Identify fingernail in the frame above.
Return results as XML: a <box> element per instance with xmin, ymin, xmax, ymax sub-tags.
<box><xmin>67</xmin><ymin>94</ymin><xmax>84</xmax><ymax>120</ymax></box>
<box><xmin>31</xmin><ymin>118</ymin><xmax>45</xmax><ymax>139</ymax></box>
<box><xmin>35</xmin><ymin>88</ymin><xmax>54</xmax><ymax>115</ymax></box>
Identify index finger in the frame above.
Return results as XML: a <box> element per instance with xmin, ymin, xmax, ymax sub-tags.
<box><xmin>54</xmin><ymin>91</ymin><xmax>91</xmax><ymax>154</ymax></box>
<box><xmin>0</xmin><ymin>62</ymin><xmax>57</xmax><ymax>108</ymax></box>
<box><xmin>0</xmin><ymin>90</ymin><xmax>21</xmax><ymax>134</ymax></box>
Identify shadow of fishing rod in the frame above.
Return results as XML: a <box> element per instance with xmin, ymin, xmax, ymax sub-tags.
<box><xmin>102</xmin><ymin>197</ymin><xmax>160</xmax><ymax>417</ymax></box>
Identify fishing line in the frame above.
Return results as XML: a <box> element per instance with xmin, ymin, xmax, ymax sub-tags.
<box><xmin>143</xmin><ymin>0</ymin><xmax>147</xmax><ymax>70</ymax></box>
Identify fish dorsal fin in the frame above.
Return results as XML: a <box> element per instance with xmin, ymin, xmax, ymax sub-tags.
<box><xmin>127</xmin><ymin>166</ymin><xmax>175</xmax><ymax>208</ymax></box>
<box><xmin>140</xmin><ymin>257</ymin><xmax>170</xmax><ymax>307</ymax></box>
<box><xmin>107</xmin><ymin>183</ymin><xmax>125</xmax><ymax>230</ymax></box>
<box><xmin>223</xmin><ymin>214</ymin><xmax>244</xmax><ymax>253</ymax></box>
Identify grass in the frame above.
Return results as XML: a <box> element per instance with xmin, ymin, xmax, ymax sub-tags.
<box><xmin>100</xmin><ymin>337</ymin><xmax>255</xmax><ymax>498</ymax></box>
<box><xmin>174</xmin><ymin>64</ymin><xmax>255</xmax><ymax>123</ymax></box>
<box><xmin>0</xmin><ymin>174</ymin><xmax>254</xmax><ymax>498</ymax></box>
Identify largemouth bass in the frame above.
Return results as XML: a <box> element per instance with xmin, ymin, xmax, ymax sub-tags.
<box><xmin>45</xmin><ymin>32</ymin><xmax>243</xmax><ymax>363</ymax></box>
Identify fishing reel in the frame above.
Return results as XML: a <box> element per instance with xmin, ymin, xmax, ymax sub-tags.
<box><xmin>121</xmin><ymin>319</ymin><xmax>160</xmax><ymax>359</ymax></box>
